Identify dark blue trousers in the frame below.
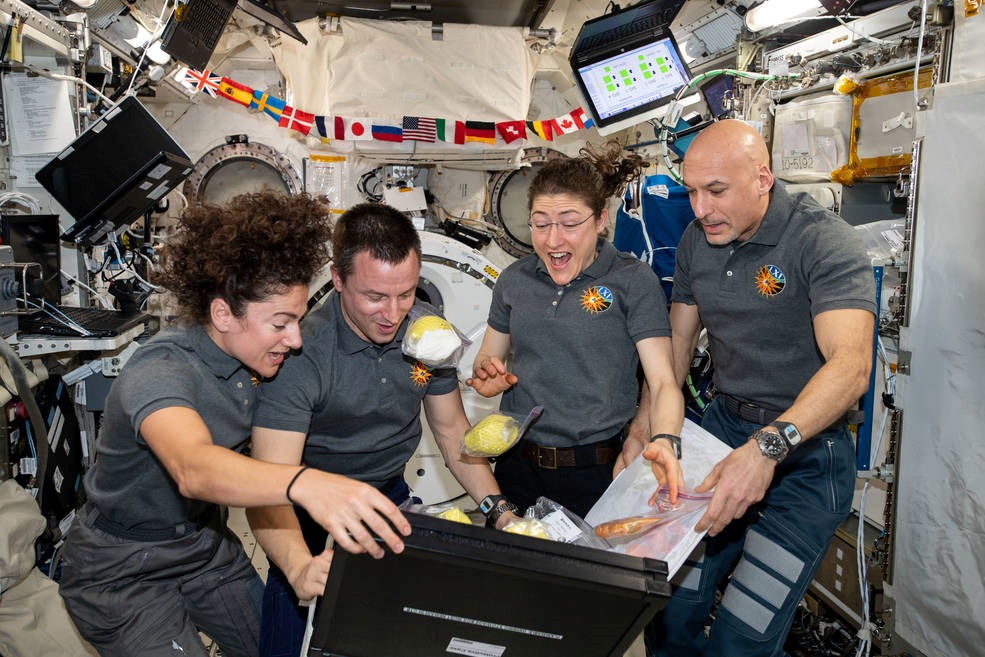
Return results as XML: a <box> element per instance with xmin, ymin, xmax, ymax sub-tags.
<box><xmin>259</xmin><ymin>477</ymin><xmax>412</xmax><ymax>657</ymax></box>
<box><xmin>644</xmin><ymin>396</ymin><xmax>856</xmax><ymax>657</ymax></box>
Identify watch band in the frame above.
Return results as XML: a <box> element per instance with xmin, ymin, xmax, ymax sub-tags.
<box><xmin>770</xmin><ymin>421</ymin><xmax>803</xmax><ymax>448</ymax></box>
<box><xmin>650</xmin><ymin>433</ymin><xmax>682</xmax><ymax>460</ymax></box>
<box><xmin>485</xmin><ymin>500</ymin><xmax>519</xmax><ymax>527</ymax></box>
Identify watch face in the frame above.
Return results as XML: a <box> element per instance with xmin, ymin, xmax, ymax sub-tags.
<box><xmin>757</xmin><ymin>430</ymin><xmax>788</xmax><ymax>461</ymax></box>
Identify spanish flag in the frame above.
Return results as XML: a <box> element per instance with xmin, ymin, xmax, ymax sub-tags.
<box><xmin>464</xmin><ymin>121</ymin><xmax>495</xmax><ymax>145</ymax></box>
<box><xmin>525</xmin><ymin>120</ymin><xmax>553</xmax><ymax>142</ymax></box>
<box><xmin>217</xmin><ymin>78</ymin><xmax>254</xmax><ymax>107</ymax></box>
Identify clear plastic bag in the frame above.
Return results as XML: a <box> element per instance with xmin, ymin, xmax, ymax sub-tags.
<box><xmin>503</xmin><ymin>518</ymin><xmax>550</xmax><ymax>539</ymax></box>
<box><xmin>461</xmin><ymin>405</ymin><xmax>543</xmax><ymax>457</ymax></box>
<box><xmin>524</xmin><ymin>497</ymin><xmax>611</xmax><ymax>549</ymax></box>
<box><xmin>593</xmin><ymin>488</ymin><xmax>712</xmax><ymax>542</ymax></box>
<box><xmin>402</xmin><ymin>304</ymin><xmax>471</xmax><ymax>369</ymax></box>
<box><xmin>402</xmin><ymin>501</ymin><xmax>474</xmax><ymax>525</ymax></box>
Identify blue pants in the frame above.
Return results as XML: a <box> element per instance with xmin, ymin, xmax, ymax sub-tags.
<box><xmin>644</xmin><ymin>396</ymin><xmax>856</xmax><ymax>657</ymax></box>
<box><xmin>259</xmin><ymin>478</ymin><xmax>412</xmax><ymax>657</ymax></box>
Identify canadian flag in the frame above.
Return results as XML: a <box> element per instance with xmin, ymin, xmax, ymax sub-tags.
<box><xmin>550</xmin><ymin>107</ymin><xmax>587</xmax><ymax>136</ymax></box>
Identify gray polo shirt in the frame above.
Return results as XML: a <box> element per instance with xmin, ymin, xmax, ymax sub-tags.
<box><xmin>253</xmin><ymin>294</ymin><xmax>458</xmax><ymax>487</ymax></box>
<box><xmin>672</xmin><ymin>183</ymin><xmax>876</xmax><ymax>411</ymax></box>
<box><xmin>488</xmin><ymin>239</ymin><xmax>670</xmax><ymax>448</ymax></box>
<box><xmin>84</xmin><ymin>325</ymin><xmax>258</xmax><ymax>529</ymax></box>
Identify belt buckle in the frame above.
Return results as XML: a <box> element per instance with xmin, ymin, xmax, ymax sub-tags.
<box><xmin>538</xmin><ymin>446</ymin><xmax>558</xmax><ymax>470</ymax></box>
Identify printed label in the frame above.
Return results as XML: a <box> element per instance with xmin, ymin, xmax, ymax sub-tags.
<box><xmin>540</xmin><ymin>510</ymin><xmax>583</xmax><ymax>543</ymax></box>
<box><xmin>446</xmin><ymin>638</ymin><xmax>506</xmax><ymax>657</ymax></box>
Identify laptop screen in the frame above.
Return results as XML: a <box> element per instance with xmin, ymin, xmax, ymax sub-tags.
<box><xmin>575</xmin><ymin>35</ymin><xmax>690</xmax><ymax>124</ymax></box>
<box><xmin>308</xmin><ymin>512</ymin><xmax>670</xmax><ymax>657</ymax></box>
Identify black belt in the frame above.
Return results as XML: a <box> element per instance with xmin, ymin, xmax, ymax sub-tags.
<box><xmin>520</xmin><ymin>436</ymin><xmax>620</xmax><ymax>469</ymax></box>
<box><xmin>89</xmin><ymin>503</ymin><xmax>218</xmax><ymax>542</ymax></box>
<box><xmin>723</xmin><ymin>394</ymin><xmax>783</xmax><ymax>425</ymax></box>
<box><xmin>722</xmin><ymin>394</ymin><xmax>865</xmax><ymax>430</ymax></box>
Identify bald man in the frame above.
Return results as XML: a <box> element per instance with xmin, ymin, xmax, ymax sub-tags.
<box><xmin>641</xmin><ymin>120</ymin><xmax>876</xmax><ymax>656</ymax></box>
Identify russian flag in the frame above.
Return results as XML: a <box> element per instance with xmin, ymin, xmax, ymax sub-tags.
<box><xmin>371</xmin><ymin>123</ymin><xmax>403</xmax><ymax>142</ymax></box>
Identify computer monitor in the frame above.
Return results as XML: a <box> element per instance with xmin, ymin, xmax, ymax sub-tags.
<box><xmin>0</xmin><ymin>214</ymin><xmax>61</xmax><ymax>303</ymax></box>
<box><xmin>700</xmin><ymin>74</ymin><xmax>735</xmax><ymax>119</ymax></box>
<box><xmin>570</xmin><ymin>1</ymin><xmax>690</xmax><ymax>136</ymax></box>
<box><xmin>34</xmin><ymin>96</ymin><xmax>192</xmax><ymax>248</ymax></box>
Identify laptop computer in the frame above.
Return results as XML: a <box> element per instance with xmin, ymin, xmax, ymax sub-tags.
<box><xmin>18</xmin><ymin>305</ymin><xmax>152</xmax><ymax>338</ymax></box>
<box><xmin>571</xmin><ymin>0</ymin><xmax>686</xmax><ymax>59</ymax></box>
<box><xmin>35</xmin><ymin>96</ymin><xmax>192</xmax><ymax>248</ymax></box>
<box><xmin>308</xmin><ymin>512</ymin><xmax>671</xmax><ymax>657</ymax></box>
<box><xmin>161</xmin><ymin>0</ymin><xmax>238</xmax><ymax>71</ymax></box>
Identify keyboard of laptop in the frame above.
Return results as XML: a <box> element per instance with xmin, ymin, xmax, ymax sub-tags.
<box><xmin>18</xmin><ymin>305</ymin><xmax>152</xmax><ymax>338</ymax></box>
<box><xmin>580</xmin><ymin>15</ymin><xmax>664</xmax><ymax>51</ymax></box>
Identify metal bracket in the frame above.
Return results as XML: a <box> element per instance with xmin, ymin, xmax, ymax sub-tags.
<box><xmin>896</xmin><ymin>350</ymin><xmax>912</xmax><ymax>375</ymax></box>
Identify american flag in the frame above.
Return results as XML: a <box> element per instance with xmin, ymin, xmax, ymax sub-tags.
<box><xmin>402</xmin><ymin>116</ymin><xmax>437</xmax><ymax>142</ymax></box>
<box><xmin>179</xmin><ymin>68</ymin><xmax>222</xmax><ymax>97</ymax></box>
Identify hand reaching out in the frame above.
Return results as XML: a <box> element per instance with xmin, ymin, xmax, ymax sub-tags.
<box><xmin>466</xmin><ymin>356</ymin><xmax>518</xmax><ymax>398</ymax></box>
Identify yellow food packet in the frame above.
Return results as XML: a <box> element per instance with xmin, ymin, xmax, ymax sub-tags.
<box><xmin>503</xmin><ymin>519</ymin><xmax>549</xmax><ymax>539</ymax></box>
<box><xmin>435</xmin><ymin>507</ymin><xmax>473</xmax><ymax>525</ymax></box>
<box><xmin>464</xmin><ymin>413</ymin><xmax>520</xmax><ymax>457</ymax></box>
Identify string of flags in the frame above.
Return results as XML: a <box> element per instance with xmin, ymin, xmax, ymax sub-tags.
<box><xmin>177</xmin><ymin>67</ymin><xmax>596</xmax><ymax>145</ymax></box>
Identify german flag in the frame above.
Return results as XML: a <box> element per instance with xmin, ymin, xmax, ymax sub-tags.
<box><xmin>525</xmin><ymin>120</ymin><xmax>553</xmax><ymax>142</ymax></box>
<box><xmin>464</xmin><ymin>121</ymin><xmax>495</xmax><ymax>144</ymax></box>
<box><xmin>217</xmin><ymin>77</ymin><xmax>254</xmax><ymax>107</ymax></box>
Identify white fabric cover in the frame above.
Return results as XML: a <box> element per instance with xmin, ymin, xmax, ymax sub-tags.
<box><xmin>271</xmin><ymin>17</ymin><xmax>533</xmax><ymax>121</ymax></box>
<box><xmin>894</xmin><ymin>77</ymin><xmax>985</xmax><ymax>657</ymax></box>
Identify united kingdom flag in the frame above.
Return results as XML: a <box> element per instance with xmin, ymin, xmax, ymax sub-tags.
<box><xmin>178</xmin><ymin>68</ymin><xmax>222</xmax><ymax>97</ymax></box>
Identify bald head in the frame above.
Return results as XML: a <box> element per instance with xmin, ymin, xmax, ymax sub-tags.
<box><xmin>685</xmin><ymin>119</ymin><xmax>771</xmax><ymax>173</ymax></box>
<box><xmin>681</xmin><ymin>120</ymin><xmax>775</xmax><ymax>245</ymax></box>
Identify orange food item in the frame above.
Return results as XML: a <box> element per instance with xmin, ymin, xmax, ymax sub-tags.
<box><xmin>594</xmin><ymin>515</ymin><xmax>663</xmax><ymax>539</ymax></box>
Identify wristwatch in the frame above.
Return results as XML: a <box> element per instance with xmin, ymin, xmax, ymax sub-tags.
<box><xmin>752</xmin><ymin>428</ymin><xmax>789</xmax><ymax>462</ymax></box>
<box><xmin>479</xmin><ymin>494</ymin><xmax>518</xmax><ymax>527</ymax></box>
<box><xmin>650</xmin><ymin>433</ymin><xmax>682</xmax><ymax>460</ymax></box>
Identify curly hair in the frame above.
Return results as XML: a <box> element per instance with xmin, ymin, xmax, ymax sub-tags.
<box><xmin>158</xmin><ymin>191</ymin><xmax>333</xmax><ymax>325</ymax></box>
<box><xmin>332</xmin><ymin>202</ymin><xmax>421</xmax><ymax>282</ymax></box>
<box><xmin>528</xmin><ymin>141</ymin><xmax>649</xmax><ymax>216</ymax></box>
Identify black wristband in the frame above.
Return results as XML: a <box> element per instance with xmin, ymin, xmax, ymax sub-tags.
<box><xmin>650</xmin><ymin>433</ymin><xmax>682</xmax><ymax>459</ymax></box>
<box><xmin>285</xmin><ymin>466</ymin><xmax>310</xmax><ymax>505</ymax></box>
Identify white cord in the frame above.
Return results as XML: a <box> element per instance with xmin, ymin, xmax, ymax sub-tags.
<box><xmin>913</xmin><ymin>0</ymin><xmax>928</xmax><ymax>110</ymax></box>
<box><xmin>124</xmin><ymin>2</ymin><xmax>175</xmax><ymax>96</ymax></box>
<box><xmin>109</xmin><ymin>240</ymin><xmax>163</xmax><ymax>292</ymax></box>
<box><xmin>24</xmin><ymin>298</ymin><xmax>92</xmax><ymax>336</ymax></box>
<box><xmin>60</xmin><ymin>269</ymin><xmax>113</xmax><ymax>309</ymax></box>
<box><xmin>0</xmin><ymin>192</ymin><xmax>43</xmax><ymax>214</ymax></box>
<box><xmin>855</xmin><ymin>337</ymin><xmax>895</xmax><ymax>657</ymax></box>
<box><xmin>24</xmin><ymin>65</ymin><xmax>114</xmax><ymax>105</ymax></box>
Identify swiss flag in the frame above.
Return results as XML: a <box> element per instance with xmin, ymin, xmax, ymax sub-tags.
<box><xmin>550</xmin><ymin>107</ymin><xmax>587</xmax><ymax>136</ymax></box>
<box><xmin>496</xmin><ymin>120</ymin><xmax>526</xmax><ymax>144</ymax></box>
<box><xmin>279</xmin><ymin>106</ymin><xmax>314</xmax><ymax>135</ymax></box>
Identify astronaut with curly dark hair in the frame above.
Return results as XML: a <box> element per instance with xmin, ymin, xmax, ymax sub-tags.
<box><xmin>57</xmin><ymin>191</ymin><xmax>412</xmax><ymax>657</ymax></box>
